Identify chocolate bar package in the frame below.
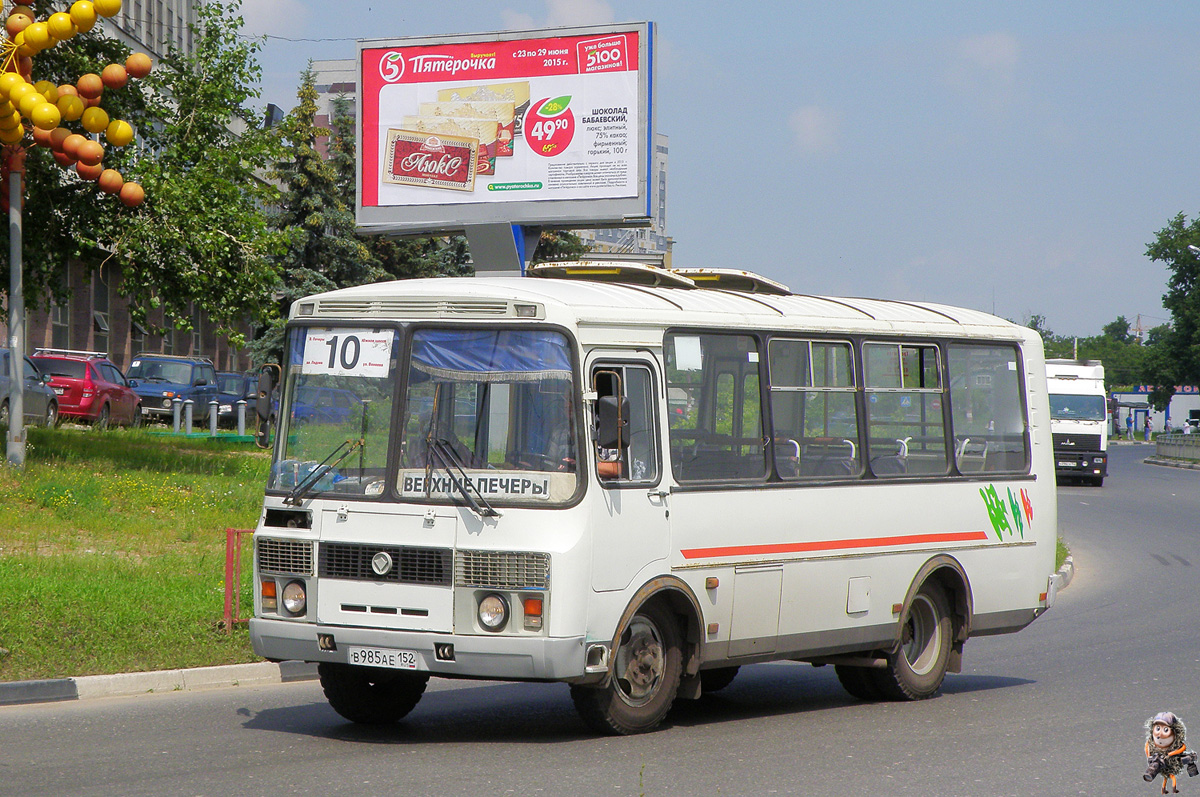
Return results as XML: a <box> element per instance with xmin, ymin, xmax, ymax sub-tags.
<box><xmin>436</xmin><ymin>81</ymin><xmax>531</xmax><ymax>135</ymax></box>
<box><xmin>382</xmin><ymin>129</ymin><xmax>478</xmax><ymax>192</ymax></box>
<box><xmin>400</xmin><ymin>116</ymin><xmax>499</xmax><ymax>175</ymax></box>
<box><xmin>418</xmin><ymin>101</ymin><xmax>516</xmax><ymax>157</ymax></box>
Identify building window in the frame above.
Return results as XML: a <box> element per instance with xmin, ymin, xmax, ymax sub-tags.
<box><xmin>93</xmin><ymin>265</ymin><xmax>111</xmax><ymax>356</ymax></box>
<box><xmin>51</xmin><ymin>302</ymin><xmax>69</xmax><ymax>349</ymax></box>
<box><xmin>131</xmin><ymin>321</ymin><xmax>147</xmax><ymax>357</ymax></box>
<box><xmin>191</xmin><ymin>307</ymin><xmax>202</xmax><ymax>355</ymax></box>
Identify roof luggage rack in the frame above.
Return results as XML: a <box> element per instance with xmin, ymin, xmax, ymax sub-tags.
<box><xmin>32</xmin><ymin>348</ymin><xmax>108</xmax><ymax>358</ymax></box>
<box><xmin>671</xmin><ymin>268</ymin><xmax>792</xmax><ymax>295</ymax></box>
<box><xmin>527</xmin><ymin>261</ymin><xmax>697</xmax><ymax>288</ymax></box>
<box><xmin>526</xmin><ymin>261</ymin><xmax>793</xmax><ymax>295</ymax></box>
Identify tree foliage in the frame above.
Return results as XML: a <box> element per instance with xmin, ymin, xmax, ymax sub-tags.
<box><xmin>1026</xmin><ymin>314</ymin><xmax>1156</xmax><ymax>393</ymax></box>
<box><xmin>325</xmin><ymin>93</ymin><xmax>470</xmax><ymax>282</ymax></box>
<box><xmin>1144</xmin><ymin>212</ymin><xmax>1200</xmax><ymax>408</ymax></box>
<box><xmin>532</xmin><ymin>229</ymin><xmax>589</xmax><ymax>262</ymax></box>
<box><xmin>0</xmin><ymin>0</ymin><xmax>154</xmax><ymax>317</ymax></box>
<box><xmin>90</xmin><ymin>1</ymin><xmax>282</xmax><ymax>344</ymax></box>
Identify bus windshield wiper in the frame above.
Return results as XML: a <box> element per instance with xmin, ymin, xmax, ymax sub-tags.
<box><xmin>284</xmin><ymin>437</ymin><xmax>364</xmax><ymax>506</ymax></box>
<box><xmin>428</xmin><ymin>438</ymin><xmax>501</xmax><ymax>518</ymax></box>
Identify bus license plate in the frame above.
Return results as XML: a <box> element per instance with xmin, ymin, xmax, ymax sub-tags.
<box><xmin>1057</xmin><ymin>460</ymin><xmax>1075</xmax><ymax>468</ymax></box>
<box><xmin>347</xmin><ymin>646</ymin><xmax>419</xmax><ymax>670</ymax></box>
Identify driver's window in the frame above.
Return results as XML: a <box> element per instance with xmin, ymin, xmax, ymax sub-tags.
<box><xmin>593</xmin><ymin>364</ymin><xmax>659</xmax><ymax>485</ymax></box>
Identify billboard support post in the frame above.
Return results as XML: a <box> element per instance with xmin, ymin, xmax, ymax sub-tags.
<box><xmin>464</xmin><ymin>223</ymin><xmax>541</xmax><ymax>274</ymax></box>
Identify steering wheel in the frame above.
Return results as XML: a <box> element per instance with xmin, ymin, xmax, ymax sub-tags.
<box><xmin>516</xmin><ymin>452</ymin><xmax>573</xmax><ymax>472</ymax></box>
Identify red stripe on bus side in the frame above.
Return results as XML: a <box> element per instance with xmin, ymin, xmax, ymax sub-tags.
<box><xmin>680</xmin><ymin>530</ymin><xmax>991</xmax><ymax>560</ymax></box>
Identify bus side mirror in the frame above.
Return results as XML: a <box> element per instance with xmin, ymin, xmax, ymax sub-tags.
<box><xmin>597</xmin><ymin>395</ymin><xmax>630</xmax><ymax>449</ymax></box>
<box><xmin>255</xmin><ymin>364</ymin><xmax>279</xmax><ymax>449</ymax></box>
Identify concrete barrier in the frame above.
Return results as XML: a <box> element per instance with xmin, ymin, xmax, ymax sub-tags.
<box><xmin>1156</xmin><ymin>433</ymin><xmax>1200</xmax><ymax>461</ymax></box>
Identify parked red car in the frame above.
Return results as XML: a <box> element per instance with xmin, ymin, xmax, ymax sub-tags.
<box><xmin>30</xmin><ymin>349</ymin><xmax>142</xmax><ymax>428</ymax></box>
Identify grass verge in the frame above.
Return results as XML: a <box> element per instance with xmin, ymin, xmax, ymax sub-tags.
<box><xmin>0</xmin><ymin>426</ymin><xmax>267</xmax><ymax>682</ymax></box>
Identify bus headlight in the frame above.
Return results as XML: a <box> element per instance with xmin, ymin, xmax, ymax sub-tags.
<box><xmin>478</xmin><ymin>594</ymin><xmax>508</xmax><ymax>631</ymax></box>
<box><xmin>281</xmin><ymin>580</ymin><xmax>307</xmax><ymax>615</ymax></box>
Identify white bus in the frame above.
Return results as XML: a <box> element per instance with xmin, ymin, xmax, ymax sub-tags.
<box><xmin>249</xmin><ymin>263</ymin><xmax>1058</xmax><ymax>735</ymax></box>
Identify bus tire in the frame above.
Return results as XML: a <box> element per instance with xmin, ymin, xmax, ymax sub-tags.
<box><xmin>835</xmin><ymin>664</ymin><xmax>884</xmax><ymax>701</ymax></box>
<box><xmin>871</xmin><ymin>580</ymin><xmax>953</xmax><ymax>701</ymax></box>
<box><xmin>570</xmin><ymin>602</ymin><xmax>683</xmax><ymax>735</ymax></box>
<box><xmin>318</xmin><ymin>662</ymin><xmax>429</xmax><ymax>725</ymax></box>
<box><xmin>700</xmin><ymin>666</ymin><xmax>740</xmax><ymax>694</ymax></box>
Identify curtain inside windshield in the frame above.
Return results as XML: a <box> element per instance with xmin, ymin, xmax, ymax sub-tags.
<box><xmin>399</xmin><ymin>329</ymin><xmax>579</xmax><ymax>506</ymax></box>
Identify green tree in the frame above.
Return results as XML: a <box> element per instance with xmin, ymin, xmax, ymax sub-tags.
<box><xmin>1102</xmin><ymin>315</ymin><xmax>1135</xmax><ymax>344</ymax></box>
<box><xmin>247</xmin><ymin>67</ymin><xmax>389</xmax><ymax>364</ymax></box>
<box><xmin>102</xmin><ymin>0</ymin><xmax>286</xmax><ymax>344</ymax></box>
<box><xmin>1144</xmin><ymin>212</ymin><xmax>1200</xmax><ymax>409</ymax></box>
<box><xmin>0</xmin><ymin>0</ymin><xmax>154</xmax><ymax>316</ymax></box>
<box><xmin>532</xmin><ymin>229</ymin><xmax>589</xmax><ymax>262</ymax></box>
<box><xmin>325</xmin><ymin>94</ymin><xmax>469</xmax><ymax>281</ymax></box>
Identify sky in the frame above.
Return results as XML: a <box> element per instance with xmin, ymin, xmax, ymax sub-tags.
<box><xmin>241</xmin><ymin>0</ymin><xmax>1200</xmax><ymax>337</ymax></box>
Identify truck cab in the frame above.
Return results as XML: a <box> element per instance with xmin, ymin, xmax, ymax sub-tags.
<box><xmin>1045</xmin><ymin>359</ymin><xmax>1107</xmax><ymax>485</ymax></box>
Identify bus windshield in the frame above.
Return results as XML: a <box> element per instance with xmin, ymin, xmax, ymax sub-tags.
<box><xmin>269</xmin><ymin>327</ymin><xmax>399</xmax><ymax>498</ymax></box>
<box><xmin>1048</xmin><ymin>393</ymin><xmax>1106</xmax><ymax>421</ymax></box>
<box><xmin>398</xmin><ymin>328</ymin><xmax>580</xmax><ymax>507</ymax></box>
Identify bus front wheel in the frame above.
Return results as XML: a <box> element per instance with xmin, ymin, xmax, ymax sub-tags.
<box><xmin>871</xmin><ymin>580</ymin><xmax>953</xmax><ymax>700</ymax></box>
<box><xmin>318</xmin><ymin>662</ymin><xmax>429</xmax><ymax>725</ymax></box>
<box><xmin>570</xmin><ymin>602</ymin><xmax>683</xmax><ymax>735</ymax></box>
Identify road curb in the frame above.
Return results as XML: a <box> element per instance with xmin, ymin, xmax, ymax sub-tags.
<box><xmin>1054</xmin><ymin>554</ymin><xmax>1074</xmax><ymax>592</ymax></box>
<box><xmin>0</xmin><ymin>660</ymin><xmax>318</xmax><ymax>707</ymax></box>
<box><xmin>1144</xmin><ymin>456</ymin><xmax>1200</xmax><ymax>471</ymax></box>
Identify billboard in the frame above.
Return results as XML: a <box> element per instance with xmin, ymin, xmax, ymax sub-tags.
<box><xmin>357</xmin><ymin>23</ymin><xmax>654</xmax><ymax>234</ymax></box>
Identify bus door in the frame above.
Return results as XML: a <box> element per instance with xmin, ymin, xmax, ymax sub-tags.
<box><xmin>662</xmin><ymin>332</ymin><xmax>781</xmax><ymax>658</ymax></box>
<box><xmin>587</xmin><ymin>356</ymin><xmax>669</xmax><ymax>592</ymax></box>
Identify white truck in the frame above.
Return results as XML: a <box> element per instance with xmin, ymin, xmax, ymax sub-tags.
<box><xmin>1045</xmin><ymin>359</ymin><xmax>1108</xmax><ymax>486</ymax></box>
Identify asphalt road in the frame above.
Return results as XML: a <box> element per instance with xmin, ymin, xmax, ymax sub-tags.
<box><xmin>1</xmin><ymin>444</ymin><xmax>1196</xmax><ymax>797</ymax></box>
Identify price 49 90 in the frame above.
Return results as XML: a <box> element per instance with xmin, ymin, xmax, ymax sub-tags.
<box><xmin>525</xmin><ymin>96</ymin><xmax>575</xmax><ymax>157</ymax></box>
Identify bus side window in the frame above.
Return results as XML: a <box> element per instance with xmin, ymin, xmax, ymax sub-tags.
<box><xmin>593</xmin><ymin>365</ymin><xmax>659</xmax><ymax>484</ymax></box>
<box><xmin>947</xmin><ymin>344</ymin><xmax>1029</xmax><ymax>473</ymax></box>
<box><xmin>767</xmin><ymin>338</ymin><xmax>861</xmax><ymax>480</ymax></box>
<box><xmin>665</xmin><ymin>333</ymin><xmax>766</xmax><ymax>482</ymax></box>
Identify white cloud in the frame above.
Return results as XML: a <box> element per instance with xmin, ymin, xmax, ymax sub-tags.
<box><xmin>956</xmin><ymin>32</ymin><xmax>1020</xmax><ymax>74</ymax></box>
<box><xmin>788</xmin><ymin>106</ymin><xmax>841</xmax><ymax>156</ymax></box>
<box><xmin>239</xmin><ymin>0</ymin><xmax>310</xmax><ymax>38</ymax></box>
<box><xmin>501</xmin><ymin>10</ymin><xmax>537</xmax><ymax>30</ymax></box>
<box><xmin>501</xmin><ymin>0</ymin><xmax>615</xmax><ymax>30</ymax></box>
<box><xmin>944</xmin><ymin>32</ymin><xmax>1021</xmax><ymax>111</ymax></box>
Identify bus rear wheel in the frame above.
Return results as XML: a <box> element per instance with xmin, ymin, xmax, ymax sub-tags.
<box><xmin>570</xmin><ymin>602</ymin><xmax>683</xmax><ymax>735</ymax></box>
<box><xmin>318</xmin><ymin>662</ymin><xmax>429</xmax><ymax>725</ymax></box>
<box><xmin>871</xmin><ymin>580</ymin><xmax>953</xmax><ymax>701</ymax></box>
<box><xmin>835</xmin><ymin>664</ymin><xmax>885</xmax><ymax>701</ymax></box>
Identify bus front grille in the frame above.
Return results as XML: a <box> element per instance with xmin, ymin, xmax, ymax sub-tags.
<box><xmin>319</xmin><ymin>543</ymin><xmax>452</xmax><ymax>586</ymax></box>
<box><xmin>257</xmin><ymin>537</ymin><xmax>315</xmax><ymax>576</ymax></box>
<box><xmin>456</xmin><ymin>550</ymin><xmax>550</xmax><ymax>590</ymax></box>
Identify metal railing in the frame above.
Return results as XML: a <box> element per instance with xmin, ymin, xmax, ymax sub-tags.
<box><xmin>1156</xmin><ymin>433</ymin><xmax>1200</xmax><ymax>461</ymax></box>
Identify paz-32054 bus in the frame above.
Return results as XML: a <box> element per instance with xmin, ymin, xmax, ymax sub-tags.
<box><xmin>249</xmin><ymin>264</ymin><xmax>1058</xmax><ymax>735</ymax></box>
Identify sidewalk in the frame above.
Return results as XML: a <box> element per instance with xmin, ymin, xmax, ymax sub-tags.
<box><xmin>0</xmin><ymin>660</ymin><xmax>318</xmax><ymax>707</ymax></box>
